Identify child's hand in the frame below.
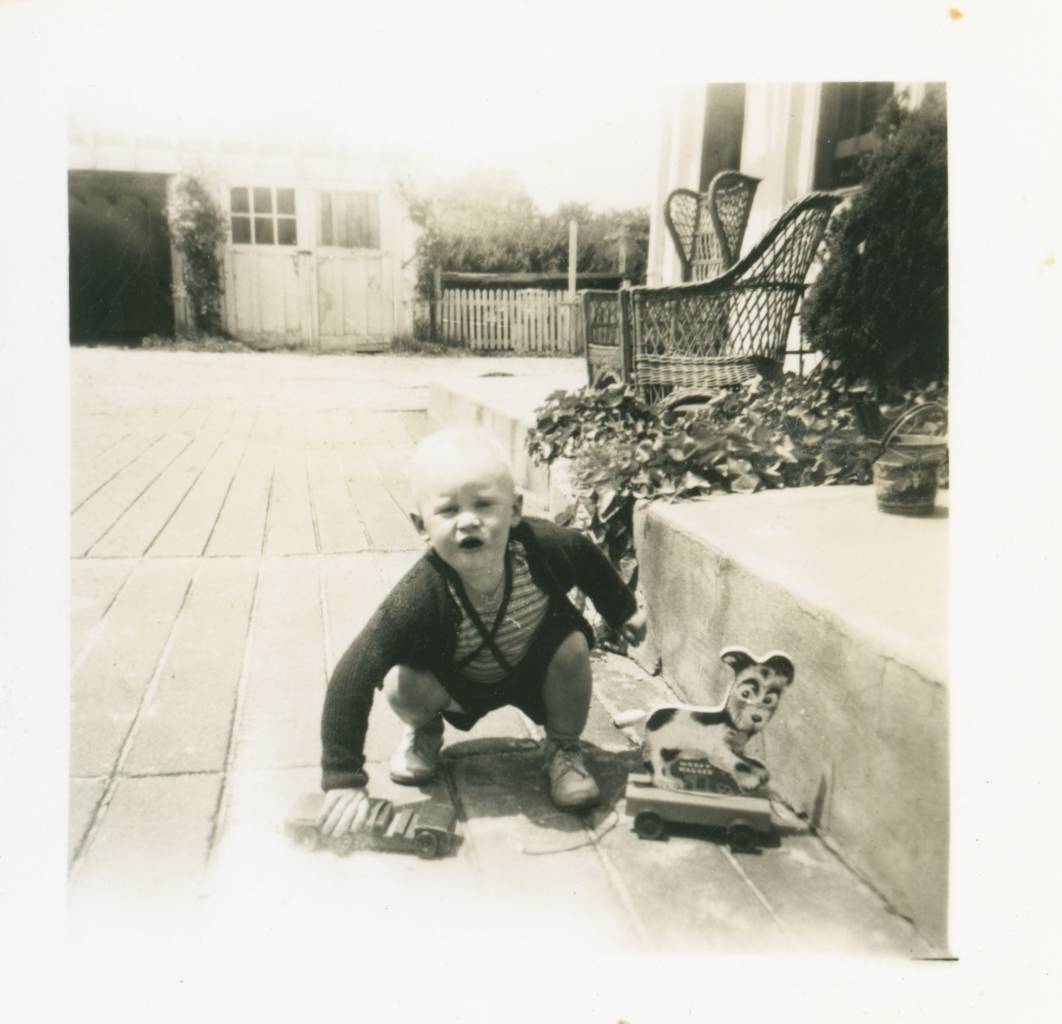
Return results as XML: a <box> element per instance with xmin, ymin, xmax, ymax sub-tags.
<box><xmin>318</xmin><ymin>787</ymin><xmax>370</xmax><ymax>836</ymax></box>
<box><xmin>620</xmin><ymin>606</ymin><xmax>647</xmax><ymax>646</ymax></box>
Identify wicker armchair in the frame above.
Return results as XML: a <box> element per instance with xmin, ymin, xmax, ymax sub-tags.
<box><xmin>664</xmin><ymin>171</ymin><xmax>761</xmax><ymax>282</ymax></box>
<box><xmin>632</xmin><ymin>191</ymin><xmax>841</xmax><ymax>409</ymax></box>
<box><xmin>584</xmin><ymin>171</ymin><xmax>760</xmax><ymax>390</ymax></box>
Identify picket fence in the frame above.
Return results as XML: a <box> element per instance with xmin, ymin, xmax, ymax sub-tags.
<box><xmin>427</xmin><ymin>288</ymin><xmax>582</xmax><ymax>354</ymax></box>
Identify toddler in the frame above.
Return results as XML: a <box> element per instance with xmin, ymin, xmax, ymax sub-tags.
<box><xmin>318</xmin><ymin>427</ymin><xmax>645</xmax><ymax>838</ymax></box>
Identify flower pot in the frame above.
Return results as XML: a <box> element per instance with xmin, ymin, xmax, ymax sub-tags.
<box><xmin>871</xmin><ymin>404</ymin><xmax>947</xmax><ymax>517</ymax></box>
<box><xmin>872</xmin><ymin>456</ymin><xmax>940</xmax><ymax>515</ymax></box>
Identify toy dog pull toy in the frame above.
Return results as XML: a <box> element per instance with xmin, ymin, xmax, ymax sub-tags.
<box><xmin>618</xmin><ymin>645</ymin><xmax>794</xmax><ymax>851</ymax></box>
<box><xmin>284</xmin><ymin>794</ymin><xmax>458</xmax><ymax>860</ymax></box>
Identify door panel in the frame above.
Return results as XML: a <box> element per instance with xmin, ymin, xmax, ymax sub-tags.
<box><xmin>316</xmin><ymin>251</ymin><xmax>391</xmax><ymax>351</ymax></box>
<box><xmin>225</xmin><ymin>250</ymin><xmax>303</xmax><ymax>344</ymax></box>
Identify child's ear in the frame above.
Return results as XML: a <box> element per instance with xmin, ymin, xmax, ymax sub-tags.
<box><xmin>511</xmin><ymin>490</ymin><xmax>523</xmax><ymax>525</ymax></box>
<box><xmin>409</xmin><ymin>510</ymin><xmax>426</xmax><ymax>535</ymax></box>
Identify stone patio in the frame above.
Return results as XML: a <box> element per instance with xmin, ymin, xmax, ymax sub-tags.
<box><xmin>67</xmin><ymin>347</ymin><xmax>936</xmax><ymax>959</ymax></box>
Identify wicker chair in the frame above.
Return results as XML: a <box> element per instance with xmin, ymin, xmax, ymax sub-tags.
<box><xmin>584</xmin><ymin>171</ymin><xmax>759</xmax><ymax>390</ymax></box>
<box><xmin>631</xmin><ymin>191</ymin><xmax>841</xmax><ymax>410</ymax></box>
<box><xmin>582</xmin><ymin>288</ymin><xmax>632</xmax><ymax>389</ymax></box>
<box><xmin>664</xmin><ymin>171</ymin><xmax>761</xmax><ymax>282</ymax></box>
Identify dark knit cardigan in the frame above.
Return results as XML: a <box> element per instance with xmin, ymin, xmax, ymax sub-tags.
<box><xmin>320</xmin><ymin>516</ymin><xmax>637</xmax><ymax>790</ymax></box>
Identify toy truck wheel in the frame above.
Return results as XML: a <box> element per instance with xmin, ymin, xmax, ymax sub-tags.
<box><xmin>294</xmin><ymin>826</ymin><xmax>321</xmax><ymax>851</ymax></box>
<box><xmin>634</xmin><ymin>812</ymin><xmax>666</xmax><ymax>840</ymax></box>
<box><xmin>414</xmin><ymin>830</ymin><xmax>441</xmax><ymax>860</ymax></box>
<box><xmin>726</xmin><ymin>823</ymin><xmax>757</xmax><ymax>852</ymax></box>
<box><xmin>327</xmin><ymin>832</ymin><xmax>356</xmax><ymax>857</ymax></box>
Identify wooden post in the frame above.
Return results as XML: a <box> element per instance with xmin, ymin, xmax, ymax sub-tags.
<box><xmin>567</xmin><ymin>220</ymin><xmax>578</xmax><ymax>352</ymax></box>
<box><xmin>618</xmin><ymin>227</ymin><xmax>628</xmax><ymax>276</ymax></box>
<box><xmin>567</xmin><ymin>220</ymin><xmax>577</xmax><ymax>299</ymax></box>
<box><xmin>431</xmin><ymin>266</ymin><xmax>442</xmax><ymax>341</ymax></box>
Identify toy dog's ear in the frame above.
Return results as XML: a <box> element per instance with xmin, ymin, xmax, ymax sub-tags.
<box><xmin>762</xmin><ymin>652</ymin><xmax>795</xmax><ymax>686</ymax></box>
<box><xmin>720</xmin><ymin>646</ymin><xmax>755</xmax><ymax>676</ymax></box>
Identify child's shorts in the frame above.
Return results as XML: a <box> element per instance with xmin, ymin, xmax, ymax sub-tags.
<box><xmin>434</xmin><ymin>605</ymin><xmax>594</xmax><ymax>731</ymax></box>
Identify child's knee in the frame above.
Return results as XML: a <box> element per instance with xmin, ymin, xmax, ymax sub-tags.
<box><xmin>384</xmin><ymin>665</ymin><xmax>449</xmax><ymax>713</ymax></box>
<box><xmin>548</xmin><ymin>630</ymin><xmax>591</xmax><ymax>678</ymax></box>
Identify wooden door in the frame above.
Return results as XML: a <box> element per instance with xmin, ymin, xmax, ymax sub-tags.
<box><xmin>314</xmin><ymin>250</ymin><xmax>392</xmax><ymax>352</ymax></box>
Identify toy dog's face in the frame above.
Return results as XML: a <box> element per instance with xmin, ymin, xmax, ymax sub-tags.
<box><xmin>640</xmin><ymin>647</ymin><xmax>796</xmax><ymax>795</ymax></box>
<box><xmin>722</xmin><ymin>649</ymin><xmax>794</xmax><ymax>734</ymax></box>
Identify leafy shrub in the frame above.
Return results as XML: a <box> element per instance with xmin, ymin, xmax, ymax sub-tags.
<box><xmin>802</xmin><ymin>87</ymin><xmax>948</xmax><ymax>386</ymax></box>
<box><xmin>166</xmin><ymin>175</ymin><xmax>229</xmax><ymax>336</ymax></box>
<box><xmin>528</xmin><ymin>374</ymin><xmax>948</xmax><ymax>592</ymax></box>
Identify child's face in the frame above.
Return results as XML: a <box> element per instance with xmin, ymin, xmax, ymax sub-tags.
<box><xmin>412</xmin><ymin>448</ymin><xmax>522</xmax><ymax>578</ymax></box>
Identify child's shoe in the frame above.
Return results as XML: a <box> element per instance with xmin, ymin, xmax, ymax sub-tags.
<box><xmin>543</xmin><ymin>738</ymin><xmax>600</xmax><ymax>810</ymax></box>
<box><xmin>389</xmin><ymin>716</ymin><xmax>444</xmax><ymax>784</ymax></box>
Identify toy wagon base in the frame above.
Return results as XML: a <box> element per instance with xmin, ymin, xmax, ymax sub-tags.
<box><xmin>284</xmin><ymin>794</ymin><xmax>458</xmax><ymax>859</ymax></box>
<box><xmin>624</xmin><ymin>772</ymin><xmax>774</xmax><ymax>850</ymax></box>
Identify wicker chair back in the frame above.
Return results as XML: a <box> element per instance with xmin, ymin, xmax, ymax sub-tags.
<box><xmin>633</xmin><ymin>191</ymin><xmax>841</xmax><ymax>408</ymax></box>
<box><xmin>664</xmin><ymin>172</ymin><xmax>761</xmax><ymax>282</ymax></box>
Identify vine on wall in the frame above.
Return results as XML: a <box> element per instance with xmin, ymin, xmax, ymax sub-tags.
<box><xmin>166</xmin><ymin>175</ymin><xmax>229</xmax><ymax>336</ymax></box>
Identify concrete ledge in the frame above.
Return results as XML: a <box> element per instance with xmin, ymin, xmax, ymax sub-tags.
<box><xmin>429</xmin><ymin>378</ymin><xmax>949</xmax><ymax>951</ymax></box>
<box><xmin>634</xmin><ymin>490</ymin><xmax>948</xmax><ymax>949</ymax></box>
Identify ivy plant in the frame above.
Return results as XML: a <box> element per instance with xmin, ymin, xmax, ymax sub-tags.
<box><xmin>528</xmin><ymin>374</ymin><xmax>948</xmax><ymax>605</ymax></box>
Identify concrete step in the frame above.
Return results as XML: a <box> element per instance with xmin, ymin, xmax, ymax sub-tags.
<box><xmin>428</xmin><ymin>373</ymin><xmax>949</xmax><ymax>953</ymax></box>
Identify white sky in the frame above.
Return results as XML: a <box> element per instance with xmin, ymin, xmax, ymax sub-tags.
<box><xmin>59</xmin><ymin>0</ymin><xmax>1011</xmax><ymax>213</ymax></box>
<box><xmin>62</xmin><ymin>0</ymin><xmax>665</xmax><ymax>212</ymax></box>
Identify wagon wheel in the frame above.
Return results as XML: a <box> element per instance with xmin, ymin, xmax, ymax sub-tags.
<box><xmin>713</xmin><ymin>781</ymin><xmax>735</xmax><ymax>795</ymax></box>
<box><xmin>634</xmin><ymin>812</ymin><xmax>666</xmax><ymax>841</ymax></box>
<box><xmin>294</xmin><ymin>826</ymin><xmax>321</xmax><ymax>851</ymax></box>
<box><xmin>414</xmin><ymin>831</ymin><xmax>441</xmax><ymax>860</ymax></box>
<box><xmin>726</xmin><ymin>823</ymin><xmax>757</xmax><ymax>853</ymax></box>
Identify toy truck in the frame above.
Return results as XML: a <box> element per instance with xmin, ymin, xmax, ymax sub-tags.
<box><xmin>285</xmin><ymin>794</ymin><xmax>457</xmax><ymax>860</ymax></box>
<box><xmin>624</xmin><ymin>771</ymin><xmax>773</xmax><ymax>851</ymax></box>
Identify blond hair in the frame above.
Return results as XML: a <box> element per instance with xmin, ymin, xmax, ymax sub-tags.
<box><xmin>408</xmin><ymin>427</ymin><xmax>514</xmax><ymax>510</ymax></box>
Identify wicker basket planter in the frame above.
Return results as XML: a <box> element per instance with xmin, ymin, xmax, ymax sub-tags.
<box><xmin>871</xmin><ymin>404</ymin><xmax>948</xmax><ymax>516</ymax></box>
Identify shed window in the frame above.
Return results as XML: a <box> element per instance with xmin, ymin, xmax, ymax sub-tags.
<box><xmin>230</xmin><ymin>187</ymin><xmax>297</xmax><ymax>245</ymax></box>
<box><xmin>319</xmin><ymin>191</ymin><xmax>380</xmax><ymax>248</ymax></box>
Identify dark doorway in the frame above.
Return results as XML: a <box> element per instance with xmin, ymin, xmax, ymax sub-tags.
<box><xmin>814</xmin><ymin>82</ymin><xmax>895</xmax><ymax>189</ymax></box>
<box><xmin>699</xmin><ymin>84</ymin><xmax>747</xmax><ymax>190</ymax></box>
<box><xmin>68</xmin><ymin>171</ymin><xmax>174</xmax><ymax>343</ymax></box>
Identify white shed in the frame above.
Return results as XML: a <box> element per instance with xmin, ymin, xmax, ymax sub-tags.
<box><xmin>68</xmin><ymin>124</ymin><xmax>418</xmax><ymax>350</ymax></box>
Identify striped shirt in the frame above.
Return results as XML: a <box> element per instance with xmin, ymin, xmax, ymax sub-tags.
<box><xmin>448</xmin><ymin>540</ymin><xmax>550</xmax><ymax>685</ymax></box>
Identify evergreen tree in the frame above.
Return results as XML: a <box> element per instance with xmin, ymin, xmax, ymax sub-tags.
<box><xmin>802</xmin><ymin>87</ymin><xmax>948</xmax><ymax>387</ymax></box>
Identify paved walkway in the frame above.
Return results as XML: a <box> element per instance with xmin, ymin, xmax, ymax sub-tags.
<box><xmin>68</xmin><ymin>347</ymin><xmax>930</xmax><ymax>957</ymax></box>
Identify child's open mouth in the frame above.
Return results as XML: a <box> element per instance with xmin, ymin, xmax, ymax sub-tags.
<box><xmin>458</xmin><ymin>537</ymin><xmax>484</xmax><ymax>550</ymax></box>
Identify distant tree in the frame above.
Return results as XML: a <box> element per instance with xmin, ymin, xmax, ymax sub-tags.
<box><xmin>534</xmin><ymin>203</ymin><xmax>649</xmax><ymax>283</ymax></box>
<box><xmin>398</xmin><ymin>170</ymin><xmax>649</xmax><ymax>298</ymax></box>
